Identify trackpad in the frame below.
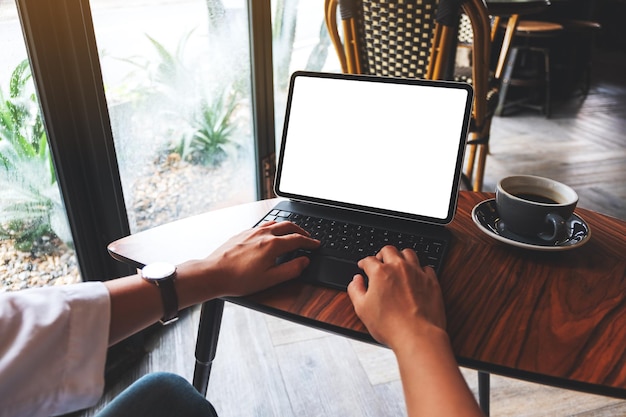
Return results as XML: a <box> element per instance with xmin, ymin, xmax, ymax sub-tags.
<box><xmin>300</xmin><ymin>256</ymin><xmax>362</xmax><ymax>291</ymax></box>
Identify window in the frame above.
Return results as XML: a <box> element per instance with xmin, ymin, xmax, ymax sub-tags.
<box><xmin>0</xmin><ymin>0</ymin><xmax>80</xmax><ymax>291</ymax></box>
<box><xmin>10</xmin><ymin>0</ymin><xmax>338</xmax><ymax>286</ymax></box>
<box><xmin>92</xmin><ymin>0</ymin><xmax>257</xmax><ymax>233</ymax></box>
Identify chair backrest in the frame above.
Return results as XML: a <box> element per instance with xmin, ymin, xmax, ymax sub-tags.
<box><xmin>325</xmin><ymin>0</ymin><xmax>491</xmax><ymax>124</ymax></box>
<box><xmin>326</xmin><ymin>0</ymin><xmax>443</xmax><ymax>78</ymax></box>
<box><xmin>353</xmin><ymin>0</ymin><xmax>441</xmax><ymax>79</ymax></box>
<box><xmin>324</xmin><ymin>0</ymin><xmax>494</xmax><ymax>191</ymax></box>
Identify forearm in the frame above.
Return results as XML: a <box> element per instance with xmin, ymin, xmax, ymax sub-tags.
<box><xmin>393</xmin><ymin>325</ymin><xmax>484</xmax><ymax>417</ymax></box>
<box><xmin>104</xmin><ymin>222</ymin><xmax>319</xmax><ymax>346</ymax></box>
<box><xmin>104</xmin><ymin>259</ymin><xmax>218</xmax><ymax>346</ymax></box>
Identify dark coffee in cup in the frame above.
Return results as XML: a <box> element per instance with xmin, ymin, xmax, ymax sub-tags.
<box><xmin>496</xmin><ymin>175</ymin><xmax>578</xmax><ymax>242</ymax></box>
<box><xmin>512</xmin><ymin>193</ymin><xmax>558</xmax><ymax>205</ymax></box>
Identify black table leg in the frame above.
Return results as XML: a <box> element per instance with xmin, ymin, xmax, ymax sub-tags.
<box><xmin>192</xmin><ymin>299</ymin><xmax>225</xmax><ymax>395</ymax></box>
<box><xmin>478</xmin><ymin>371</ymin><xmax>490</xmax><ymax>416</ymax></box>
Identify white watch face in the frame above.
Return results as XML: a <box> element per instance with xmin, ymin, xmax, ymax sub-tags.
<box><xmin>142</xmin><ymin>262</ymin><xmax>176</xmax><ymax>280</ymax></box>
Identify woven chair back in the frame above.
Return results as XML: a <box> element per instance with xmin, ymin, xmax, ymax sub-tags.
<box><xmin>355</xmin><ymin>0</ymin><xmax>441</xmax><ymax>79</ymax></box>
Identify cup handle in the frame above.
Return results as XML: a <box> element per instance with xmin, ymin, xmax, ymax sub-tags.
<box><xmin>539</xmin><ymin>213</ymin><xmax>568</xmax><ymax>242</ymax></box>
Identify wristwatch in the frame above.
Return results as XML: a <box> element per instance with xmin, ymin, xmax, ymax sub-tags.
<box><xmin>141</xmin><ymin>262</ymin><xmax>179</xmax><ymax>325</ymax></box>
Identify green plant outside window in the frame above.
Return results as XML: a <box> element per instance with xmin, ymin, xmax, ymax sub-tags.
<box><xmin>0</xmin><ymin>59</ymin><xmax>70</xmax><ymax>252</ymax></box>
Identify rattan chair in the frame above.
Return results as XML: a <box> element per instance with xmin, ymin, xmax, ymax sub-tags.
<box><xmin>324</xmin><ymin>0</ymin><xmax>495</xmax><ymax>192</ymax></box>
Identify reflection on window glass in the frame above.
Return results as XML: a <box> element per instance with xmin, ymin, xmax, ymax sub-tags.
<box><xmin>0</xmin><ymin>2</ymin><xmax>80</xmax><ymax>291</ymax></box>
<box><xmin>272</xmin><ymin>1</ymin><xmax>341</xmax><ymax>145</ymax></box>
<box><xmin>92</xmin><ymin>0</ymin><xmax>256</xmax><ymax>233</ymax></box>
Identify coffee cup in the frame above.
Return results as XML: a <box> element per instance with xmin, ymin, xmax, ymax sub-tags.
<box><xmin>495</xmin><ymin>175</ymin><xmax>578</xmax><ymax>242</ymax></box>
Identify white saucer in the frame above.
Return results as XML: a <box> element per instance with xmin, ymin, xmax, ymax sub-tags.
<box><xmin>471</xmin><ymin>199</ymin><xmax>591</xmax><ymax>251</ymax></box>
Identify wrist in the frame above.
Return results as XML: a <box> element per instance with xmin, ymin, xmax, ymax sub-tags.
<box><xmin>174</xmin><ymin>259</ymin><xmax>222</xmax><ymax>308</ymax></box>
<box><xmin>389</xmin><ymin>319</ymin><xmax>451</xmax><ymax>357</ymax></box>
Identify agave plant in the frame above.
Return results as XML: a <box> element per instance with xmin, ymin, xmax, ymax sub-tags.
<box><xmin>175</xmin><ymin>87</ymin><xmax>240</xmax><ymax>167</ymax></box>
<box><xmin>121</xmin><ymin>32</ymin><xmax>242</xmax><ymax>168</ymax></box>
<box><xmin>0</xmin><ymin>59</ymin><xmax>69</xmax><ymax>251</ymax></box>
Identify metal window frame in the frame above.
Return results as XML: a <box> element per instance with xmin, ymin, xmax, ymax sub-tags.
<box><xmin>16</xmin><ymin>0</ymin><xmax>133</xmax><ymax>281</ymax></box>
<box><xmin>249</xmin><ymin>0</ymin><xmax>278</xmax><ymax>200</ymax></box>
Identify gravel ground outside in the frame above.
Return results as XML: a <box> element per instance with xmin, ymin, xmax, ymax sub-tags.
<box><xmin>1</xmin><ymin>155</ymin><xmax>252</xmax><ymax>292</ymax></box>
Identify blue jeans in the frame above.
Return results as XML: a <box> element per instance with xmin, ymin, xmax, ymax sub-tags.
<box><xmin>96</xmin><ymin>372</ymin><xmax>218</xmax><ymax>417</ymax></box>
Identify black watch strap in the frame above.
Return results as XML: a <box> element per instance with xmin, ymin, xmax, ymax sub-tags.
<box><xmin>155</xmin><ymin>277</ymin><xmax>179</xmax><ymax>324</ymax></box>
<box><xmin>141</xmin><ymin>262</ymin><xmax>179</xmax><ymax>325</ymax></box>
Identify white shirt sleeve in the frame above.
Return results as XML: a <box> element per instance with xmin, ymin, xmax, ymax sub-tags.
<box><xmin>0</xmin><ymin>282</ymin><xmax>111</xmax><ymax>417</ymax></box>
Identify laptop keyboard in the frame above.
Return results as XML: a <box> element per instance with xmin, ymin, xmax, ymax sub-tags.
<box><xmin>259</xmin><ymin>209</ymin><xmax>445</xmax><ymax>271</ymax></box>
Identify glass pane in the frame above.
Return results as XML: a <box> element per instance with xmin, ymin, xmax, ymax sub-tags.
<box><xmin>272</xmin><ymin>0</ymin><xmax>341</xmax><ymax>145</ymax></box>
<box><xmin>0</xmin><ymin>1</ymin><xmax>80</xmax><ymax>291</ymax></box>
<box><xmin>92</xmin><ymin>0</ymin><xmax>256</xmax><ymax>233</ymax></box>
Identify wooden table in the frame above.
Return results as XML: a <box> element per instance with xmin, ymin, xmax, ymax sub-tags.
<box><xmin>108</xmin><ymin>191</ymin><xmax>626</xmax><ymax>402</ymax></box>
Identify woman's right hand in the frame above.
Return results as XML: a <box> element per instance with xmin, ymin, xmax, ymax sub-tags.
<box><xmin>347</xmin><ymin>245</ymin><xmax>446</xmax><ymax>350</ymax></box>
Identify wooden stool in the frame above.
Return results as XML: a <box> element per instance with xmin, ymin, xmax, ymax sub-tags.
<box><xmin>496</xmin><ymin>20</ymin><xmax>564</xmax><ymax>118</ymax></box>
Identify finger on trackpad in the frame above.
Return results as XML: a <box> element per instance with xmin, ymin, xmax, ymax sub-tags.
<box><xmin>301</xmin><ymin>256</ymin><xmax>362</xmax><ymax>291</ymax></box>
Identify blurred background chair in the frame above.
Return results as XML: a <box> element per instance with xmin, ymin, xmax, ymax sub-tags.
<box><xmin>495</xmin><ymin>0</ymin><xmax>602</xmax><ymax>118</ymax></box>
<box><xmin>324</xmin><ymin>0</ymin><xmax>496</xmax><ymax>192</ymax></box>
<box><xmin>495</xmin><ymin>19</ymin><xmax>564</xmax><ymax>118</ymax></box>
